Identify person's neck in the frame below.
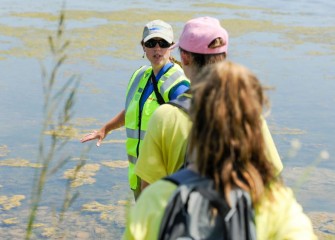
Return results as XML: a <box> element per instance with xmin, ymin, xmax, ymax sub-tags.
<box><xmin>152</xmin><ymin>61</ymin><xmax>170</xmax><ymax>76</ymax></box>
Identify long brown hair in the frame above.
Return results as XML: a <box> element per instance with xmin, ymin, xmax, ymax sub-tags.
<box><xmin>189</xmin><ymin>61</ymin><xmax>277</xmax><ymax>205</ymax></box>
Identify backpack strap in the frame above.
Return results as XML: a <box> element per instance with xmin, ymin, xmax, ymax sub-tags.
<box><xmin>152</xmin><ymin>73</ymin><xmax>166</xmax><ymax>105</ymax></box>
<box><xmin>151</xmin><ymin>63</ymin><xmax>174</xmax><ymax>105</ymax></box>
<box><xmin>164</xmin><ymin>168</ymin><xmax>201</xmax><ymax>186</ymax></box>
<box><xmin>167</xmin><ymin>93</ymin><xmax>191</xmax><ymax>114</ymax></box>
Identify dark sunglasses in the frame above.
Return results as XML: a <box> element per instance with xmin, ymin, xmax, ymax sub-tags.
<box><xmin>144</xmin><ymin>39</ymin><xmax>171</xmax><ymax>48</ymax></box>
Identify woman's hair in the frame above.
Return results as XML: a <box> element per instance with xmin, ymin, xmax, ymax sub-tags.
<box><xmin>188</xmin><ymin>61</ymin><xmax>277</xmax><ymax>205</ymax></box>
<box><xmin>180</xmin><ymin>37</ymin><xmax>227</xmax><ymax>68</ymax></box>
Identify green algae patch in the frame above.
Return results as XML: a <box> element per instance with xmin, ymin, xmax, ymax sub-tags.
<box><xmin>0</xmin><ymin>145</ymin><xmax>10</xmax><ymax>157</ymax></box>
<box><xmin>0</xmin><ymin>24</ymin><xmax>51</xmax><ymax>59</ymax></box>
<box><xmin>63</xmin><ymin>163</ymin><xmax>100</xmax><ymax>188</ymax></box>
<box><xmin>0</xmin><ymin>195</ymin><xmax>25</xmax><ymax>211</ymax></box>
<box><xmin>1</xmin><ymin>9</ymin><xmax>196</xmax><ymax>62</ymax></box>
<box><xmin>81</xmin><ymin>200</ymin><xmax>127</xmax><ymax>226</ymax></box>
<box><xmin>269</xmin><ymin>126</ymin><xmax>306</xmax><ymax>135</ymax></box>
<box><xmin>283</xmin><ymin>167</ymin><xmax>335</xmax><ymax>209</ymax></box>
<box><xmin>192</xmin><ymin>2</ymin><xmax>266</xmax><ymax>10</ymax></box>
<box><xmin>308</xmin><ymin>212</ymin><xmax>335</xmax><ymax>239</ymax></box>
<box><xmin>101</xmin><ymin>160</ymin><xmax>128</xmax><ymax>169</ymax></box>
<box><xmin>0</xmin><ymin>158</ymin><xmax>42</xmax><ymax>168</ymax></box>
<box><xmin>82</xmin><ymin>201</ymin><xmax>115</xmax><ymax>212</ymax></box>
<box><xmin>73</xmin><ymin>117</ymin><xmax>100</xmax><ymax>127</ymax></box>
<box><xmin>2</xmin><ymin>217</ymin><xmax>19</xmax><ymax>225</ymax></box>
<box><xmin>220</xmin><ymin>18</ymin><xmax>286</xmax><ymax>38</ymax></box>
<box><xmin>2</xmin><ymin>9</ymin><xmax>334</xmax><ymax>63</ymax></box>
<box><xmin>44</xmin><ymin>125</ymin><xmax>80</xmax><ymax>139</ymax></box>
<box><xmin>103</xmin><ymin>139</ymin><xmax>126</xmax><ymax>144</ymax></box>
<box><xmin>41</xmin><ymin>227</ymin><xmax>56</xmax><ymax>238</ymax></box>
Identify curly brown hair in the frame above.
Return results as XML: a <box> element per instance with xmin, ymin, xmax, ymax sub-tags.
<box><xmin>189</xmin><ymin>61</ymin><xmax>277</xmax><ymax>205</ymax></box>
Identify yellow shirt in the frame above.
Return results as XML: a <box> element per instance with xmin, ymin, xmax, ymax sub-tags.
<box><xmin>135</xmin><ymin>104</ymin><xmax>283</xmax><ymax>184</ymax></box>
<box><xmin>122</xmin><ymin>180</ymin><xmax>317</xmax><ymax>240</ymax></box>
<box><xmin>135</xmin><ymin>103</ymin><xmax>192</xmax><ymax>184</ymax></box>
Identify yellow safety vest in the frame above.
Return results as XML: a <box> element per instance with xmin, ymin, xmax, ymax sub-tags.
<box><xmin>125</xmin><ymin>64</ymin><xmax>189</xmax><ymax>189</ymax></box>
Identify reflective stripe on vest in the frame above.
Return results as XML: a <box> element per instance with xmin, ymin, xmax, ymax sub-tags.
<box><xmin>128</xmin><ymin>154</ymin><xmax>137</xmax><ymax>164</ymax></box>
<box><xmin>125</xmin><ymin>66</ymin><xmax>149</xmax><ymax>110</ymax></box>
<box><xmin>126</xmin><ymin>128</ymin><xmax>146</xmax><ymax>140</ymax></box>
<box><xmin>159</xmin><ymin>69</ymin><xmax>185</xmax><ymax>96</ymax></box>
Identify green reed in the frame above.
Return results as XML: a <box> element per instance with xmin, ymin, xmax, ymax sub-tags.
<box><xmin>25</xmin><ymin>8</ymin><xmax>87</xmax><ymax>239</ymax></box>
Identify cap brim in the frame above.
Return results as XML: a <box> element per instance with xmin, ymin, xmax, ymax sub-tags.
<box><xmin>143</xmin><ymin>33</ymin><xmax>173</xmax><ymax>44</ymax></box>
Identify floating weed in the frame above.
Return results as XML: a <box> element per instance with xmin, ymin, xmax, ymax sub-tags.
<box><xmin>44</xmin><ymin>125</ymin><xmax>80</xmax><ymax>139</ymax></box>
<box><xmin>0</xmin><ymin>195</ymin><xmax>25</xmax><ymax>211</ymax></box>
<box><xmin>32</xmin><ymin>223</ymin><xmax>46</xmax><ymax>228</ymax></box>
<box><xmin>270</xmin><ymin>126</ymin><xmax>306</xmax><ymax>135</ymax></box>
<box><xmin>82</xmin><ymin>201</ymin><xmax>115</xmax><ymax>212</ymax></box>
<box><xmin>308</xmin><ymin>212</ymin><xmax>335</xmax><ymax>239</ymax></box>
<box><xmin>41</xmin><ymin>227</ymin><xmax>56</xmax><ymax>238</ymax></box>
<box><xmin>71</xmin><ymin>156</ymin><xmax>90</xmax><ymax>161</ymax></box>
<box><xmin>101</xmin><ymin>160</ymin><xmax>128</xmax><ymax>169</ymax></box>
<box><xmin>117</xmin><ymin>200</ymin><xmax>130</xmax><ymax>206</ymax></box>
<box><xmin>0</xmin><ymin>145</ymin><xmax>10</xmax><ymax>157</ymax></box>
<box><xmin>0</xmin><ymin>158</ymin><xmax>42</xmax><ymax>168</ymax></box>
<box><xmin>193</xmin><ymin>2</ymin><xmax>266</xmax><ymax>10</ymax></box>
<box><xmin>3</xmin><ymin>217</ymin><xmax>19</xmax><ymax>225</ymax></box>
<box><xmin>63</xmin><ymin>164</ymin><xmax>100</xmax><ymax>188</ymax></box>
<box><xmin>103</xmin><ymin>139</ymin><xmax>126</xmax><ymax>144</ymax></box>
<box><xmin>81</xmin><ymin>201</ymin><xmax>127</xmax><ymax>226</ymax></box>
<box><xmin>72</xmin><ymin>117</ymin><xmax>100</xmax><ymax>127</ymax></box>
<box><xmin>2</xmin><ymin>8</ymin><xmax>334</xmax><ymax>63</ymax></box>
<box><xmin>292</xmin><ymin>150</ymin><xmax>331</xmax><ymax>194</ymax></box>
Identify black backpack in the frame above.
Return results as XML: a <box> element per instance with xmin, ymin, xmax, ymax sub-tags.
<box><xmin>158</xmin><ymin>168</ymin><xmax>257</xmax><ymax>240</ymax></box>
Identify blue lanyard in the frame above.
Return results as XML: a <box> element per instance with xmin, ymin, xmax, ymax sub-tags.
<box><xmin>139</xmin><ymin>63</ymin><xmax>173</xmax><ymax>111</ymax></box>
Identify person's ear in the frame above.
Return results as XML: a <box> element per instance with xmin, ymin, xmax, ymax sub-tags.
<box><xmin>180</xmin><ymin>51</ymin><xmax>190</xmax><ymax>65</ymax></box>
<box><xmin>141</xmin><ymin>41</ymin><xmax>145</xmax><ymax>52</ymax></box>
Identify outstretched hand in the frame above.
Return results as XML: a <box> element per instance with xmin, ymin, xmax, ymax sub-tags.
<box><xmin>80</xmin><ymin>130</ymin><xmax>105</xmax><ymax>147</ymax></box>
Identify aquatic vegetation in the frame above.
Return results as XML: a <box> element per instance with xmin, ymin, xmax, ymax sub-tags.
<box><xmin>44</xmin><ymin>125</ymin><xmax>80</xmax><ymax>139</ymax></box>
<box><xmin>25</xmin><ymin>9</ymin><xmax>86</xmax><ymax>240</ymax></box>
<box><xmin>192</xmin><ymin>2</ymin><xmax>266</xmax><ymax>10</ymax></box>
<box><xmin>0</xmin><ymin>195</ymin><xmax>25</xmax><ymax>211</ymax></box>
<box><xmin>72</xmin><ymin>117</ymin><xmax>100</xmax><ymax>127</ymax></box>
<box><xmin>0</xmin><ymin>158</ymin><xmax>42</xmax><ymax>168</ymax></box>
<box><xmin>1</xmin><ymin>6</ymin><xmax>334</xmax><ymax>68</ymax></box>
<box><xmin>63</xmin><ymin>164</ymin><xmax>100</xmax><ymax>188</ymax></box>
<box><xmin>308</xmin><ymin>212</ymin><xmax>335</xmax><ymax>239</ymax></box>
<box><xmin>283</xmin><ymin>166</ymin><xmax>335</xmax><ymax>205</ymax></box>
<box><xmin>81</xmin><ymin>200</ymin><xmax>127</xmax><ymax>226</ymax></box>
<box><xmin>101</xmin><ymin>160</ymin><xmax>128</xmax><ymax>169</ymax></box>
<box><xmin>41</xmin><ymin>227</ymin><xmax>56</xmax><ymax>238</ymax></box>
<box><xmin>103</xmin><ymin>139</ymin><xmax>126</xmax><ymax>144</ymax></box>
<box><xmin>269</xmin><ymin>126</ymin><xmax>306</xmax><ymax>135</ymax></box>
<box><xmin>81</xmin><ymin>201</ymin><xmax>115</xmax><ymax>212</ymax></box>
<box><xmin>2</xmin><ymin>217</ymin><xmax>19</xmax><ymax>225</ymax></box>
<box><xmin>0</xmin><ymin>145</ymin><xmax>10</xmax><ymax>157</ymax></box>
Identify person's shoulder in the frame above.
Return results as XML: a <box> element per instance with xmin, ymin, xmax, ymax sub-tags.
<box><xmin>139</xmin><ymin>179</ymin><xmax>178</xmax><ymax>203</ymax></box>
<box><xmin>171</xmin><ymin>63</ymin><xmax>183</xmax><ymax>71</ymax></box>
<box><xmin>153</xmin><ymin>103</ymin><xmax>188</xmax><ymax>119</ymax></box>
<box><xmin>132</xmin><ymin>65</ymin><xmax>152</xmax><ymax>75</ymax></box>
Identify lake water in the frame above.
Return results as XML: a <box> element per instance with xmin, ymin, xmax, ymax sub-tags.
<box><xmin>0</xmin><ymin>0</ymin><xmax>334</xmax><ymax>239</ymax></box>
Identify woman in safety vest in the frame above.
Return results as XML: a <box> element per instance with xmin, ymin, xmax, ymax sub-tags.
<box><xmin>81</xmin><ymin>20</ymin><xmax>190</xmax><ymax>199</ymax></box>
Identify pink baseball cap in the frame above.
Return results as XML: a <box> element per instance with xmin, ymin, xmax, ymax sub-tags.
<box><xmin>173</xmin><ymin>16</ymin><xmax>228</xmax><ymax>54</ymax></box>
